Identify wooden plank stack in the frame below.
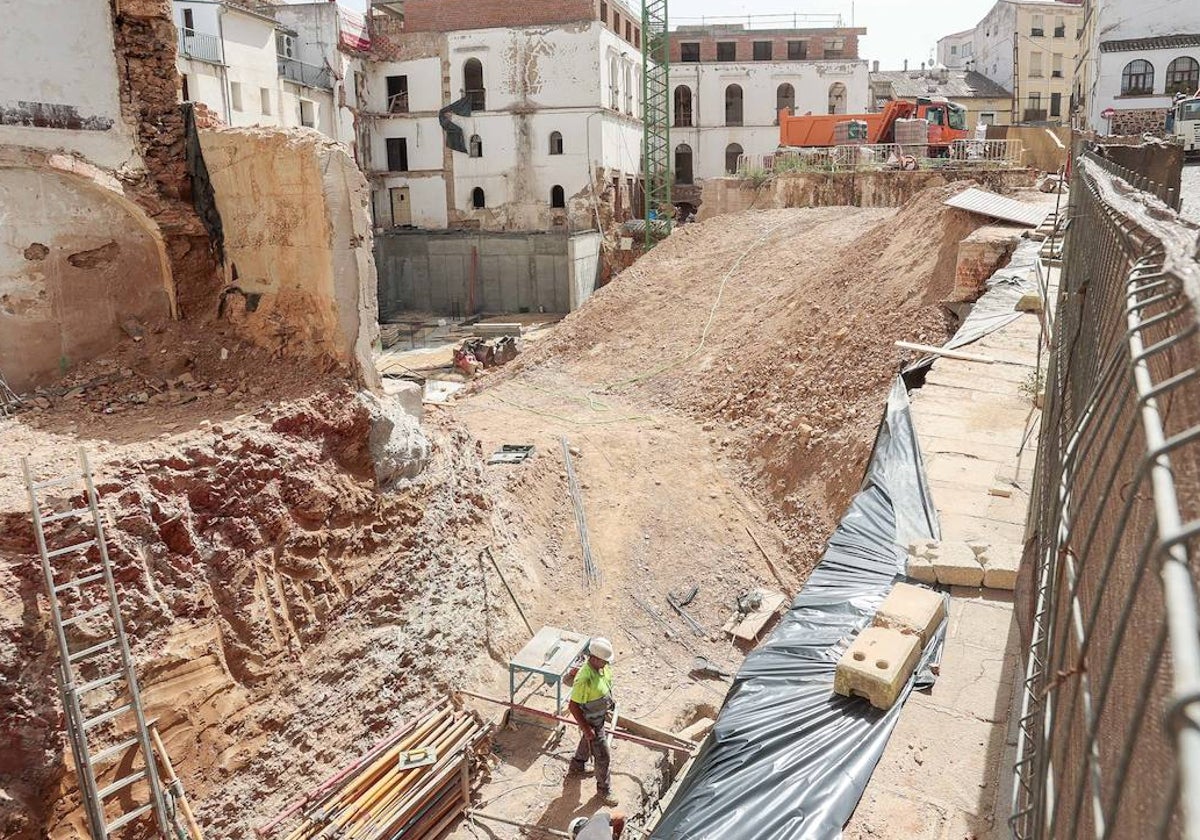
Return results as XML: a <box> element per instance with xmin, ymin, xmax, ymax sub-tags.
<box><xmin>280</xmin><ymin>703</ymin><xmax>489</xmax><ymax>840</ymax></box>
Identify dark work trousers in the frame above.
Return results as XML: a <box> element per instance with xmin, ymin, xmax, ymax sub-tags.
<box><xmin>570</xmin><ymin>720</ymin><xmax>612</xmax><ymax>791</ymax></box>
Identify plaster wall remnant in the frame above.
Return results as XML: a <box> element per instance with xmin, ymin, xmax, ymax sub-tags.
<box><xmin>0</xmin><ymin>149</ymin><xmax>173</xmax><ymax>390</ymax></box>
<box><xmin>198</xmin><ymin>127</ymin><xmax>380</xmax><ymax>387</ymax></box>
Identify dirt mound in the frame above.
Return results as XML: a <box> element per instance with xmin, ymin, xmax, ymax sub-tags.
<box><xmin>498</xmin><ymin>186</ymin><xmax>988</xmax><ymax>574</ymax></box>
<box><xmin>0</xmin><ymin>388</ymin><xmax>505</xmax><ymax>839</ymax></box>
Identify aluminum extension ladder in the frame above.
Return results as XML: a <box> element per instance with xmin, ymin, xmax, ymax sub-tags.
<box><xmin>22</xmin><ymin>450</ymin><xmax>172</xmax><ymax>838</ymax></box>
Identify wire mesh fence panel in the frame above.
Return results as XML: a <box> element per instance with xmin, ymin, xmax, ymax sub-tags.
<box><xmin>1012</xmin><ymin>150</ymin><xmax>1200</xmax><ymax>840</ymax></box>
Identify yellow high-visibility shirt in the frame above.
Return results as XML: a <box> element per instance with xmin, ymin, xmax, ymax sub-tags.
<box><xmin>569</xmin><ymin>662</ymin><xmax>614</xmax><ymax>705</ymax></box>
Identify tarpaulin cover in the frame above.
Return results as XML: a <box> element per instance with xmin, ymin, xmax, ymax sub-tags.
<box><xmin>439</xmin><ymin>96</ymin><xmax>473</xmax><ymax>154</ymax></box>
<box><xmin>944</xmin><ymin>238</ymin><xmax>1041</xmax><ymax>352</ymax></box>
<box><xmin>651</xmin><ymin>378</ymin><xmax>944</xmax><ymax>840</ymax></box>
<box><xmin>903</xmin><ymin>237</ymin><xmax>1041</xmax><ymax>377</ymax></box>
<box><xmin>183</xmin><ymin>102</ymin><xmax>224</xmax><ymax>263</ymax></box>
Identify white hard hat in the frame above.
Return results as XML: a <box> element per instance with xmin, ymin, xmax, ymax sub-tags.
<box><xmin>568</xmin><ymin>816</ymin><xmax>588</xmax><ymax>836</ymax></box>
<box><xmin>588</xmin><ymin>637</ymin><xmax>614</xmax><ymax>663</ymax></box>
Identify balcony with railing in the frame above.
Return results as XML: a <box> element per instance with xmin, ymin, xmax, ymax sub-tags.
<box><xmin>178</xmin><ymin>28</ymin><xmax>223</xmax><ymax>65</ymax></box>
<box><xmin>278</xmin><ymin>57</ymin><xmax>332</xmax><ymax>90</ymax></box>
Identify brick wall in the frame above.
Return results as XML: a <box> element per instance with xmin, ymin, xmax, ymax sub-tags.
<box><xmin>1109</xmin><ymin>108</ymin><xmax>1167</xmax><ymax>137</ymax></box>
<box><xmin>402</xmin><ymin>0</ymin><xmax>597</xmax><ymax>33</ymax></box>
<box><xmin>669</xmin><ymin>27</ymin><xmax>864</xmax><ymax>64</ymax></box>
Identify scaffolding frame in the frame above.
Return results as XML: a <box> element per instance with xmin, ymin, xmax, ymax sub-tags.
<box><xmin>641</xmin><ymin>0</ymin><xmax>670</xmax><ymax>248</ymax></box>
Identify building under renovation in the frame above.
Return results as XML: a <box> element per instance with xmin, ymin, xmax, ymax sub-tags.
<box><xmin>2</xmin><ymin>2</ymin><xmax>1200</xmax><ymax>840</ymax></box>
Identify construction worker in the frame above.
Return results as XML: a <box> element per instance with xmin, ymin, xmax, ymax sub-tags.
<box><xmin>568</xmin><ymin>810</ymin><xmax>626</xmax><ymax>839</ymax></box>
<box><xmin>566</xmin><ymin>637</ymin><xmax>617</xmax><ymax>804</ymax></box>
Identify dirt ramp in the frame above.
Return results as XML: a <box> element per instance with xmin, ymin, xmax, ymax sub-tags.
<box><xmin>494</xmin><ymin>186</ymin><xmax>989</xmax><ymax>573</ymax></box>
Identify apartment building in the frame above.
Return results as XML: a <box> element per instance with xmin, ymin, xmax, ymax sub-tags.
<box><xmin>365</xmin><ymin>0</ymin><xmax>644</xmax><ymax>233</ymax></box>
<box><xmin>1074</xmin><ymin>0</ymin><xmax>1200</xmax><ymax>133</ymax></box>
<box><xmin>871</xmin><ymin>67</ymin><xmax>1014</xmax><ymax>128</ymax></box>
<box><xmin>938</xmin><ymin>30</ymin><xmax>976</xmax><ymax>71</ymax></box>
<box><xmin>667</xmin><ymin>21</ymin><xmax>869</xmax><ymax>182</ymax></box>
<box><xmin>938</xmin><ymin>0</ymin><xmax>1083</xmax><ymax>125</ymax></box>
<box><xmin>173</xmin><ymin>0</ymin><xmax>337</xmax><ymax>136</ymax></box>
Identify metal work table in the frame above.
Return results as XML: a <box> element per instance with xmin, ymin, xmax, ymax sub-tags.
<box><xmin>508</xmin><ymin>626</ymin><xmax>589</xmax><ymax>714</ymax></box>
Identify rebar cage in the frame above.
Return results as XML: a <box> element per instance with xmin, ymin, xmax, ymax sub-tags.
<box><xmin>1012</xmin><ymin>150</ymin><xmax>1200</xmax><ymax>839</ymax></box>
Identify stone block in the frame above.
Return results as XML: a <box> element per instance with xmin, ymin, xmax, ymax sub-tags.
<box><xmin>1016</xmin><ymin>292</ymin><xmax>1043</xmax><ymax>312</ymax></box>
<box><xmin>873</xmin><ymin>582</ymin><xmax>946</xmax><ymax>647</ymax></box>
<box><xmin>906</xmin><ymin>540</ymin><xmax>937</xmax><ymax>559</ymax></box>
<box><xmin>931</xmin><ymin>541</ymin><xmax>984</xmax><ymax>588</ymax></box>
<box><xmin>835</xmin><ymin>627</ymin><xmax>921</xmax><ymax>710</ymax></box>
<box><xmin>906</xmin><ymin>554</ymin><xmax>937</xmax><ymax>585</ymax></box>
<box><xmin>980</xmin><ymin>542</ymin><xmax>1022</xmax><ymax>590</ymax></box>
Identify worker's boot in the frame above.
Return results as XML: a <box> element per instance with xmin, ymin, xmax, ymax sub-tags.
<box><xmin>566</xmin><ymin>760</ymin><xmax>588</xmax><ymax>778</ymax></box>
<box><xmin>597</xmin><ymin>788</ymin><xmax>619</xmax><ymax>807</ymax></box>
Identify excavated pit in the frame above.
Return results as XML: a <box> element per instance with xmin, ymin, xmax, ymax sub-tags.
<box><xmin>1</xmin><ymin>185</ymin><xmax>1001</xmax><ymax>839</ymax></box>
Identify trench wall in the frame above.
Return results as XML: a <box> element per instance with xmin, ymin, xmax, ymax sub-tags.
<box><xmin>696</xmin><ymin>168</ymin><xmax>1038</xmax><ymax>220</ymax></box>
<box><xmin>374</xmin><ymin>230</ymin><xmax>601</xmax><ymax>316</ymax></box>
<box><xmin>198</xmin><ymin>127</ymin><xmax>380</xmax><ymax>385</ymax></box>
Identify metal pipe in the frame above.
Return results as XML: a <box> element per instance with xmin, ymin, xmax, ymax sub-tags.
<box><xmin>468</xmin><ymin>810</ymin><xmax>572</xmax><ymax>837</ymax></box>
<box><xmin>458</xmin><ymin>690</ymin><xmax>694</xmax><ymax>754</ymax></box>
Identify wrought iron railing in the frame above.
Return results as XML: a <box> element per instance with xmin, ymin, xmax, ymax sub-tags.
<box><xmin>1011</xmin><ymin>149</ymin><xmax>1200</xmax><ymax>840</ymax></box>
<box><xmin>178</xmin><ymin>28</ymin><xmax>223</xmax><ymax>64</ymax></box>
<box><xmin>278</xmin><ymin>57</ymin><xmax>332</xmax><ymax>90</ymax></box>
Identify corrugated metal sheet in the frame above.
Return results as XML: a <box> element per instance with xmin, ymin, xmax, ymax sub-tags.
<box><xmin>944</xmin><ymin>187</ymin><xmax>1050</xmax><ymax>227</ymax></box>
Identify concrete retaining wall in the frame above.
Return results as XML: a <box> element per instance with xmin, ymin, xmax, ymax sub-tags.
<box><xmin>374</xmin><ymin>230</ymin><xmax>601</xmax><ymax>315</ymax></box>
<box><xmin>696</xmin><ymin>168</ymin><xmax>1038</xmax><ymax>220</ymax></box>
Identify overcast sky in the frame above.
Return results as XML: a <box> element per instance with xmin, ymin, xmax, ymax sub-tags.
<box><xmin>332</xmin><ymin>0</ymin><xmax>997</xmax><ymax>71</ymax></box>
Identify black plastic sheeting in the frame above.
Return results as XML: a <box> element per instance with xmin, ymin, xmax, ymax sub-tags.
<box><xmin>182</xmin><ymin>102</ymin><xmax>224</xmax><ymax>263</ymax></box>
<box><xmin>439</xmin><ymin>96</ymin><xmax>472</xmax><ymax>154</ymax></box>
<box><xmin>651</xmin><ymin>378</ymin><xmax>945</xmax><ymax>840</ymax></box>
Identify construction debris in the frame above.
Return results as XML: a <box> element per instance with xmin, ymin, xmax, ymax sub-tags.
<box><xmin>274</xmin><ymin>701</ymin><xmax>489</xmax><ymax>840</ymax></box>
<box><xmin>486</xmin><ymin>444</ymin><xmax>535</xmax><ymax>465</ymax></box>
<box><xmin>944</xmin><ymin>186</ymin><xmax>1051</xmax><ymax>227</ymax></box>
<box><xmin>723</xmin><ymin>590</ymin><xmax>787</xmax><ymax>642</ymax></box>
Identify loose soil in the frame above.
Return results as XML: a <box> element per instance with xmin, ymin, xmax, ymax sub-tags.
<box><xmin>1</xmin><ymin>186</ymin><xmax>989</xmax><ymax>839</ymax></box>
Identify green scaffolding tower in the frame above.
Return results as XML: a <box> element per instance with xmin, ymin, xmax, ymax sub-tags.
<box><xmin>641</xmin><ymin>0</ymin><xmax>670</xmax><ymax>248</ymax></box>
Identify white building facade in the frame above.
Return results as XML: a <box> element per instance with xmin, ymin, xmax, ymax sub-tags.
<box><xmin>173</xmin><ymin>0</ymin><xmax>337</xmax><ymax>136</ymax></box>
<box><xmin>666</xmin><ymin>25</ymin><xmax>870</xmax><ymax>182</ymax></box>
<box><xmin>1075</xmin><ymin>0</ymin><xmax>1200</xmax><ymax>133</ymax></box>
<box><xmin>941</xmin><ymin>0</ymin><xmax>1083</xmax><ymax>125</ymax></box>
<box><xmin>937</xmin><ymin>29</ymin><xmax>976</xmax><ymax>71</ymax></box>
<box><xmin>365</xmin><ymin>16</ymin><xmax>644</xmax><ymax>233</ymax></box>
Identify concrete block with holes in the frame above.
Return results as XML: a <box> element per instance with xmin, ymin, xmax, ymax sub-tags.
<box><xmin>834</xmin><ymin>627</ymin><xmax>921</xmax><ymax>710</ymax></box>
<box><xmin>873</xmin><ymin>582</ymin><xmax>946</xmax><ymax>646</ymax></box>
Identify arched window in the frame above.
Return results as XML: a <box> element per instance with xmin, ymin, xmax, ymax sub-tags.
<box><xmin>673</xmin><ymin>85</ymin><xmax>693</xmax><ymax>127</ymax></box>
<box><xmin>725</xmin><ymin>84</ymin><xmax>743</xmax><ymax>126</ymax></box>
<box><xmin>1166</xmin><ymin>56</ymin><xmax>1200</xmax><ymax>97</ymax></box>
<box><xmin>609</xmin><ymin>56</ymin><xmax>621</xmax><ymax>109</ymax></box>
<box><xmin>724</xmin><ymin>142</ymin><xmax>743</xmax><ymax>175</ymax></box>
<box><xmin>471</xmin><ymin>187</ymin><xmax>485</xmax><ymax>209</ymax></box>
<box><xmin>776</xmin><ymin>83</ymin><xmax>795</xmax><ymax>124</ymax></box>
<box><xmin>551</xmin><ymin>185</ymin><xmax>565</xmax><ymax>208</ymax></box>
<box><xmin>549</xmin><ymin>131</ymin><xmax>564</xmax><ymax>155</ymax></box>
<box><xmin>464</xmin><ymin>58</ymin><xmax>485</xmax><ymax>110</ymax></box>
<box><xmin>468</xmin><ymin>134</ymin><xmax>483</xmax><ymax>158</ymax></box>
<box><xmin>828</xmin><ymin>82</ymin><xmax>847</xmax><ymax>115</ymax></box>
<box><xmin>674</xmin><ymin>143</ymin><xmax>694</xmax><ymax>184</ymax></box>
<box><xmin>1121</xmin><ymin>59</ymin><xmax>1154</xmax><ymax>96</ymax></box>
<box><xmin>623</xmin><ymin>62</ymin><xmax>634</xmax><ymax>113</ymax></box>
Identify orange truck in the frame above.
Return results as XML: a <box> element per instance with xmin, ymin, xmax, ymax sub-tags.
<box><xmin>778</xmin><ymin>97</ymin><xmax>969</xmax><ymax>152</ymax></box>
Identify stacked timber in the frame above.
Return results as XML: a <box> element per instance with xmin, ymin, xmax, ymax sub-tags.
<box><xmin>277</xmin><ymin>702</ymin><xmax>489</xmax><ymax>840</ymax></box>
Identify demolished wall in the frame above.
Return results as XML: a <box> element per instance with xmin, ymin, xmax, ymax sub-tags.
<box><xmin>199</xmin><ymin>127</ymin><xmax>381</xmax><ymax>386</ymax></box>
<box><xmin>0</xmin><ymin>150</ymin><xmax>174</xmax><ymax>390</ymax></box>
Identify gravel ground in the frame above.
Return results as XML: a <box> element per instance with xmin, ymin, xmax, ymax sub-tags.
<box><xmin>1182</xmin><ymin>162</ymin><xmax>1200</xmax><ymax>224</ymax></box>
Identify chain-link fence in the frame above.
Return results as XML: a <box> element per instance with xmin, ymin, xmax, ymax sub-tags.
<box><xmin>1012</xmin><ymin>150</ymin><xmax>1200</xmax><ymax>839</ymax></box>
